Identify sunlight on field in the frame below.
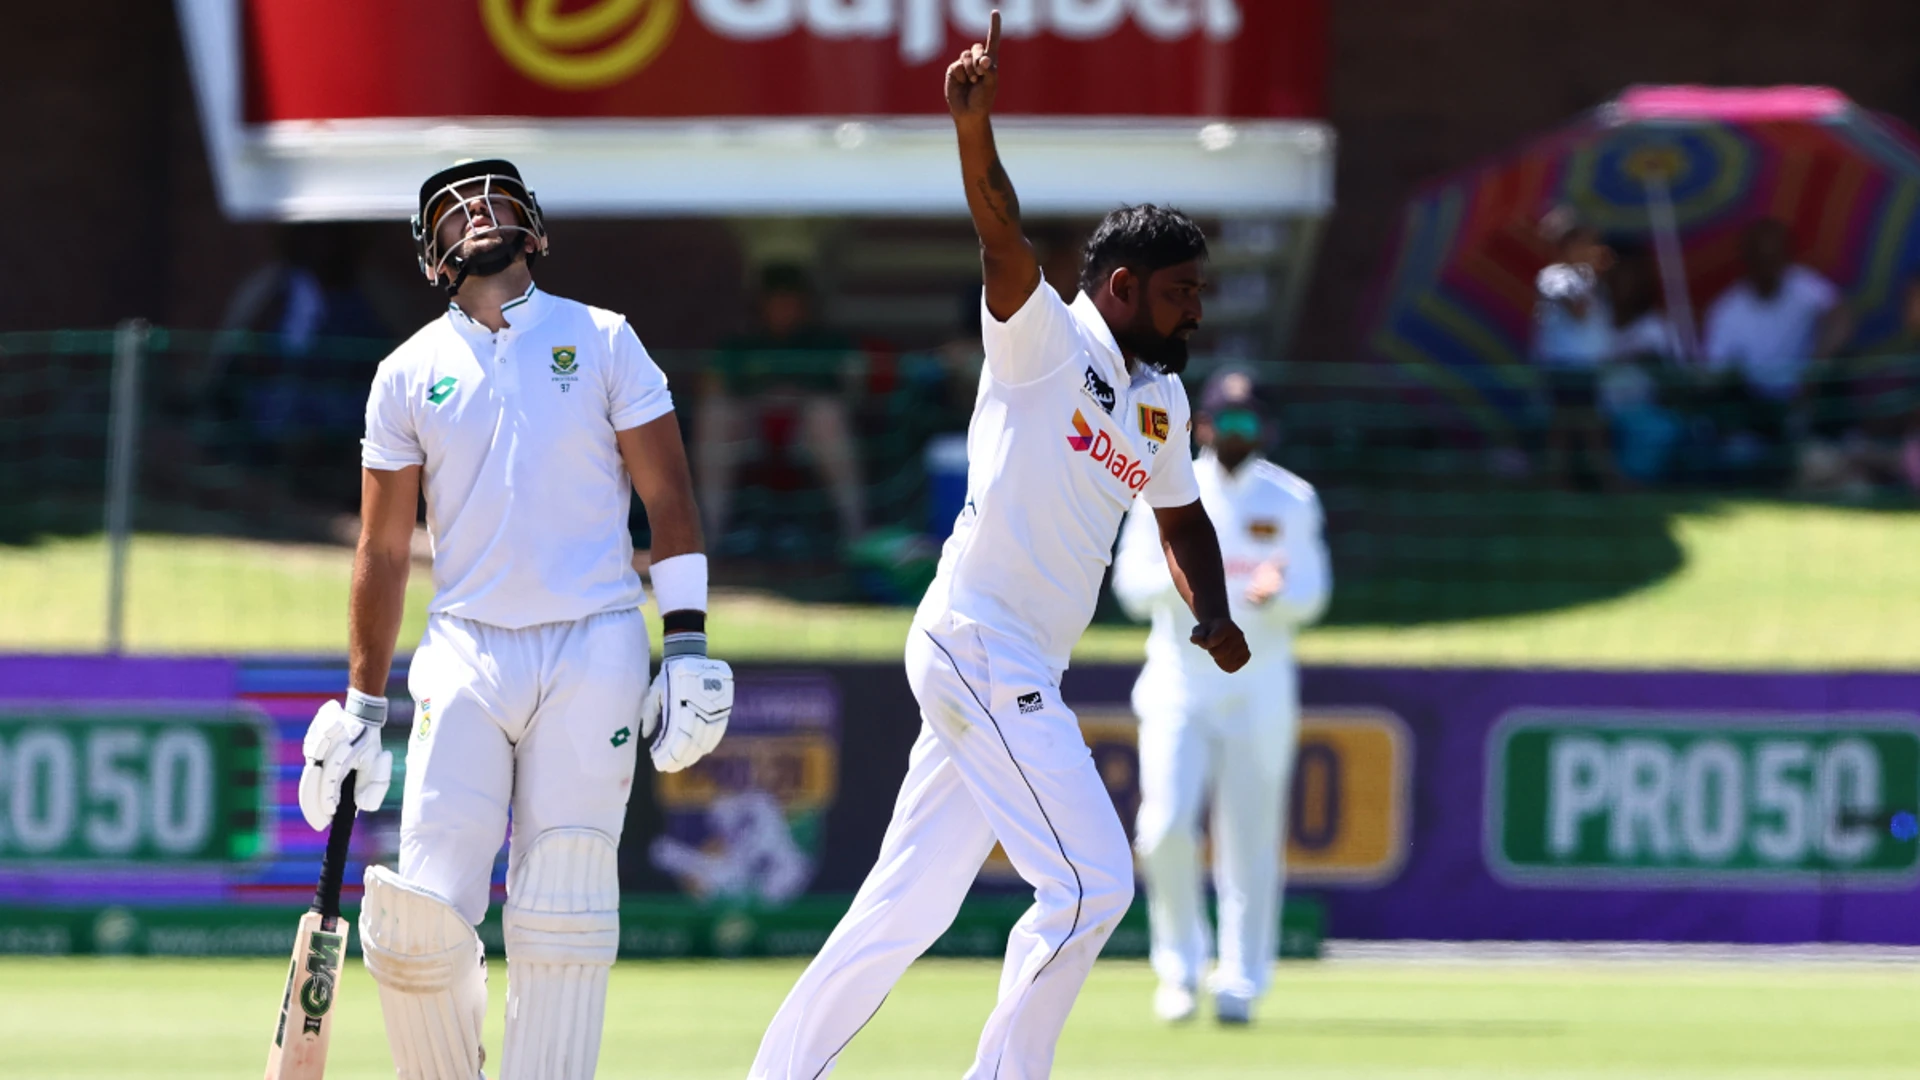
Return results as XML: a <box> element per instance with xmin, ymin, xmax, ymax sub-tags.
<box><xmin>4</xmin><ymin>500</ymin><xmax>1920</xmax><ymax>668</ymax></box>
<box><xmin>0</xmin><ymin>956</ymin><xmax>1913</xmax><ymax>1079</ymax></box>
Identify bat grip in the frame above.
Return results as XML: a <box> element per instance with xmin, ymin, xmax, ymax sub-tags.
<box><xmin>313</xmin><ymin>772</ymin><xmax>357</xmax><ymax>923</ymax></box>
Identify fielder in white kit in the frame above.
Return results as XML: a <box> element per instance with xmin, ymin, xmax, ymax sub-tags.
<box><xmin>1113</xmin><ymin>369</ymin><xmax>1330</xmax><ymax>1026</ymax></box>
<box><xmin>295</xmin><ymin>158</ymin><xmax>734</xmax><ymax>1079</ymax></box>
<box><xmin>750</xmin><ymin>14</ymin><xmax>1250</xmax><ymax>1079</ymax></box>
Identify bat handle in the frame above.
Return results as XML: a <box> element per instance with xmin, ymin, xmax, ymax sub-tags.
<box><xmin>313</xmin><ymin>772</ymin><xmax>358</xmax><ymax>925</ymax></box>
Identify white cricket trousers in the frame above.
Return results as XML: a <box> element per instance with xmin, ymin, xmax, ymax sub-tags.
<box><xmin>750</xmin><ymin>618</ymin><xmax>1134</xmax><ymax>1080</ymax></box>
<box><xmin>1131</xmin><ymin>666</ymin><xmax>1298</xmax><ymax>1001</ymax></box>
<box><xmin>400</xmin><ymin>609</ymin><xmax>648</xmax><ymax>924</ymax></box>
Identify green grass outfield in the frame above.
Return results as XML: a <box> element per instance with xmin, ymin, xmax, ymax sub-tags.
<box><xmin>0</xmin><ymin>956</ymin><xmax>1914</xmax><ymax>1078</ymax></box>
<box><xmin>5</xmin><ymin>497</ymin><xmax>1920</xmax><ymax>667</ymax></box>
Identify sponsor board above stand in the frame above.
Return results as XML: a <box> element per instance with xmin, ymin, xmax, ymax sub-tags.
<box><xmin>173</xmin><ymin>0</ymin><xmax>1333</xmax><ymax>217</ymax></box>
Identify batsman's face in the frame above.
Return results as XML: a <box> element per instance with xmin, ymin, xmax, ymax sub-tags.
<box><xmin>433</xmin><ymin>183</ymin><xmax>525</xmax><ymax>263</ymax></box>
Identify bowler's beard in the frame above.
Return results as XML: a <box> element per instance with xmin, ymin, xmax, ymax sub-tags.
<box><xmin>1116</xmin><ymin>316</ymin><xmax>1195</xmax><ymax>375</ymax></box>
<box><xmin>457</xmin><ymin>231</ymin><xmax>522</xmax><ymax>279</ymax></box>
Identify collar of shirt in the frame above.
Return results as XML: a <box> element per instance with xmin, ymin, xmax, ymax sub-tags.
<box><xmin>1069</xmin><ymin>290</ymin><xmax>1144</xmax><ymax>388</ymax></box>
<box><xmin>445</xmin><ymin>281</ymin><xmax>551</xmax><ymax>339</ymax></box>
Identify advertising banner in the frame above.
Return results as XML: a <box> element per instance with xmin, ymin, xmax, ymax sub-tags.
<box><xmin>242</xmin><ymin>0</ymin><xmax>1324</xmax><ymax>122</ymax></box>
<box><xmin>177</xmin><ymin>0</ymin><xmax>1335</xmax><ymax>218</ymax></box>
<box><xmin>1286</xmin><ymin>667</ymin><xmax>1920</xmax><ymax>944</ymax></box>
<box><xmin>7</xmin><ymin>655</ymin><xmax>1916</xmax><ymax>953</ymax></box>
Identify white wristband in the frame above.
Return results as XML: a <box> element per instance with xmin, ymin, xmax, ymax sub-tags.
<box><xmin>650</xmin><ymin>553</ymin><xmax>708</xmax><ymax>615</ymax></box>
<box><xmin>345</xmin><ymin>687</ymin><xmax>388</xmax><ymax>727</ymax></box>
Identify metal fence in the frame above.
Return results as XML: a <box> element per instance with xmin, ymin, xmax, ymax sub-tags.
<box><xmin>4</xmin><ymin>326</ymin><xmax>1919</xmax><ymax>665</ymax></box>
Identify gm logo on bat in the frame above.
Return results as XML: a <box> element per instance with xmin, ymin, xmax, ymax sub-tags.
<box><xmin>299</xmin><ymin>930</ymin><xmax>344</xmax><ymax>1033</ymax></box>
<box><xmin>483</xmin><ymin>0</ymin><xmax>1246</xmax><ymax>90</ymax></box>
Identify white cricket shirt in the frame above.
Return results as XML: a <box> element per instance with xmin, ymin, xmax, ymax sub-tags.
<box><xmin>361</xmin><ymin>284</ymin><xmax>674</xmax><ymax>630</ymax></box>
<box><xmin>914</xmin><ymin>278</ymin><xmax>1202</xmax><ymax>675</ymax></box>
<box><xmin>1113</xmin><ymin>452</ymin><xmax>1330</xmax><ymax>690</ymax></box>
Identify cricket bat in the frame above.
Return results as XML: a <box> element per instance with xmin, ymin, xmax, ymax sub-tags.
<box><xmin>265</xmin><ymin>772</ymin><xmax>358</xmax><ymax>1079</ymax></box>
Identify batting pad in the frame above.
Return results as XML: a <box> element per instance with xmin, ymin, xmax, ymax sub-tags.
<box><xmin>502</xmin><ymin>828</ymin><xmax>621</xmax><ymax>1080</ymax></box>
<box><xmin>360</xmin><ymin>867</ymin><xmax>488</xmax><ymax>1080</ymax></box>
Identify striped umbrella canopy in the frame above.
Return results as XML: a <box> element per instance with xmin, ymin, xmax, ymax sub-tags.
<box><xmin>1365</xmin><ymin>86</ymin><xmax>1920</xmax><ymax>434</ymax></box>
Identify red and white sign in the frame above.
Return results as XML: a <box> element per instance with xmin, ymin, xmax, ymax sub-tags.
<box><xmin>178</xmin><ymin>0</ymin><xmax>1332</xmax><ymax>219</ymax></box>
<box><xmin>244</xmin><ymin>0</ymin><xmax>1323</xmax><ymax>122</ymax></box>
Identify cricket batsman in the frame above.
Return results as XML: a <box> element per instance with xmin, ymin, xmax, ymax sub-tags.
<box><xmin>1112</xmin><ymin>369</ymin><xmax>1330</xmax><ymax>1026</ymax></box>
<box><xmin>296</xmin><ymin>158</ymin><xmax>733</xmax><ymax>1079</ymax></box>
<box><xmin>749</xmin><ymin>13</ymin><xmax>1249</xmax><ymax>1079</ymax></box>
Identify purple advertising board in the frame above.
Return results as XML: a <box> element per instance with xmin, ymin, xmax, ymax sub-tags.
<box><xmin>3</xmin><ymin>655</ymin><xmax>1917</xmax><ymax>947</ymax></box>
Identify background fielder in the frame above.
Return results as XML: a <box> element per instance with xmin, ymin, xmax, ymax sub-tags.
<box><xmin>749</xmin><ymin>14</ymin><xmax>1250</xmax><ymax>1080</ymax></box>
<box><xmin>297</xmin><ymin>158</ymin><xmax>733</xmax><ymax>1080</ymax></box>
<box><xmin>1113</xmin><ymin>369</ymin><xmax>1331</xmax><ymax>1026</ymax></box>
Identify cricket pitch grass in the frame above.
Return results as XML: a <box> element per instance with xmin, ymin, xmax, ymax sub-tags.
<box><xmin>1</xmin><ymin>955</ymin><xmax>1915</xmax><ymax>1078</ymax></box>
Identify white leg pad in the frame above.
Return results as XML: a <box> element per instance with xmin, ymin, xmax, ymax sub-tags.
<box><xmin>502</xmin><ymin>828</ymin><xmax>621</xmax><ymax>1080</ymax></box>
<box><xmin>360</xmin><ymin>866</ymin><xmax>489</xmax><ymax>1080</ymax></box>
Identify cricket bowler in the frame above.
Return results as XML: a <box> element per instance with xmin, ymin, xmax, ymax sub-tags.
<box><xmin>749</xmin><ymin>13</ymin><xmax>1249</xmax><ymax>1079</ymax></box>
<box><xmin>296</xmin><ymin>158</ymin><xmax>733</xmax><ymax>1079</ymax></box>
<box><xmin>1113</xmin><ymin>368</ymin><xmax>1331</xmax><ymax>1026</ymax></box>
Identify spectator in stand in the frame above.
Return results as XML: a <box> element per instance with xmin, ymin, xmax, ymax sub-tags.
<box><xmin>696</xmin><ymin>262</ymin><xmax>870</xmax><ymax>551</ymax></box>
<box><xmin>201</xmin><ymin>223</ymin><xmax>404</xmax><ymax>509</ymax></box>
<box><xmin>1702</xmin><ymin>219</ymin><xmax>1852</xmax><ymax>479</ymax></box>
<box><xmin>1799</xmin><ymin>272</ymin><xmax>1920</xmax><ymax>497</ymax></box>
<box><xmin>1602</xmin><ymin>244</ymin><xmax>1685</xmax><ymax>483</ymax></box>
<box><xmin>1531</xmin><ymin>207</ymin><xmax>1626</xmax><ymax>488</ymax></box>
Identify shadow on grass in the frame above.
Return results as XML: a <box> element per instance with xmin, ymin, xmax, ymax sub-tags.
<box><xmin>1319</xmin><ymin>488</ymin><xmax>1706</xmax><ymax>628</ymax></box>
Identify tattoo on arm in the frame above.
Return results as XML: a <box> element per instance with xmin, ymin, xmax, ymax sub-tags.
<box><xmin>976</xmin><ymin>156</ymin><xmax>1019</xmax><ymax>228</ymax></box>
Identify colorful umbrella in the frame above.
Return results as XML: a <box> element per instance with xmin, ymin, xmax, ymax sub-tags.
<box><xmin>1365</xmin><ymin>86</ymin><xmax>1920</xmax><ymax>434</ymax></box>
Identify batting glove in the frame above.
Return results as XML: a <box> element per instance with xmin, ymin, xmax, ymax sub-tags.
<box><xmin>298</xmin><ymin>688</ymin><xmax>394</xmax><ymax>830</ymax></box>
<box><xmin>642</xmin><ymin>637</ymin><xmax>733</xmax><ymax>773</ymax></box>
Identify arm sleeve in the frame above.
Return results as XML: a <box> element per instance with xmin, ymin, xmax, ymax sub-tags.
<box><xmin>1110</xmin><ymin>500</ymin><xmax>1181</xmax><ymax>621</ymax></box>
<box><xmin>360</xmin><ymin>360</ymin><xmax>425</xmax><ymax>471</ymax></box>
<box><xmin>608</xmin><ymin>319</ymin><xmax>676</xmax><ymax>431</ymax></box>
<box><xmin>979</xmin><ymin>274</ymin><xmax>1081</xmax><ymax>387</ymax></box>
<box><xmin>1141</xmin><ymin>385</ymin><xmax>1201</xmax><ymax>509</ymax></box>
<box><xmin>1796</xmin><ymin>268</ymin><xmax>1841</xmax><ymax>313</ymax></box>
<box><xmin>1262</xmin><ymin>485</ymin><xmax>1332</xmax><ymax>628</ymax></box>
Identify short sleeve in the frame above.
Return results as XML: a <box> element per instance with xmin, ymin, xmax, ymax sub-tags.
<box><xmin>1141</xmin><ymin>383</ymin><xmax>1201</xmax><ymax>509</ymax></box>
<box><xmin>608</xmin><ymin>319</ymin><xmax>675</xmax><ymax>431</ymax></box>
<box><xmin>1792</xmin><ymin>268</ymin><xmax>1841</xmax><ymax>313</ymax></box>
<box><xmin>980</xmin><ymin>275</ymin><xmax>1082</xmax><ymax>386</ymax></box>
<box><xmin>361</xmin><ymin>360</ymin><xmax>424</xmax><ymax>470</ymax></box>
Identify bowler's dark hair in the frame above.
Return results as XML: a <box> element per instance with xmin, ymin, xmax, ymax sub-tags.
<box><xmin>1079</xmin><ymin>205</ymin><xmax>1209</xmax><ymax>295</ymax></box>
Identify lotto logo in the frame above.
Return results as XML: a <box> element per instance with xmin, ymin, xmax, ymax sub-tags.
<box><xmin>1066</xmin><ymin>411</ymin><xmax>1150</xmax><ymax>494</ymax></box>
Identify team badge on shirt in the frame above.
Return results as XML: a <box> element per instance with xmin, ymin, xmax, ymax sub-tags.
<box><xmin>1082</xmin><ymin>366</ymin><xmax>1116</xmax><ymax>414</ymax></box>
<box><xmin>1016</xmin><ymin>692</ymin><xmax>1044</xmax><ymax>714</ymax></box>
<box><xmin>1248</xmin><ymin>519</ymin><xmax>1280</xmax><ymax>540</ymax></box>
<box><xmin>551</xmin><ymin>347</ymin><xmax>581</xmax><ymax>391</ymax></box>
<box><xmin>1138</xmin><ymin>404</ymin><xmax>1170</xmax><ymax>443</ymax></box>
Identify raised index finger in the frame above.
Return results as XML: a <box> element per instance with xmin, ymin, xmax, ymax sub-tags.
<box><xmin>986</xmin><ymin>9</ymin><xmax>1002</xmax><ymax>62</ymax></box>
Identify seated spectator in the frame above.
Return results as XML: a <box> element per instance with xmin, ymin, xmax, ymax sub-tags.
<box><xmin>1704</xmin><ymin>219</ymin><xmax>1851</xmax><ymax>400</ymax></box>
<box><xmin>1701</xmin><ymin>220</ymin><xmax>1852</xmax><ymax>482</ymax></box>
<box><xmin>201</xmin><ymin>223</ymin><xmax>400</xmax><ymax>509</ymax></box>
<box><xmin>697</xmin><ymin>263</ymin><xmax>870</xmax><ymax>551</ymax></box>
<box><xmin>1531</xmin><ymin>208</ymin><xmax>1626</xmax><ymax>488</ymax></box>
<box><xmin>1602</xmin><ymin>245</ymin><xmax>1685</xmax><ymax>483</ymax></box>
<box><xmin>1799</xmin><ymin>273</ymin><xmax>1920</xmax><ymax>497</ymax></box>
